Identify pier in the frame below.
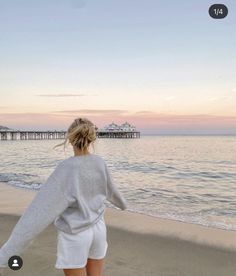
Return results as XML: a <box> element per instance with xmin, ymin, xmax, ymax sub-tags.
<box><xmin>0</xmin><ymin>130</ymin><xmax>140</xmax><ymax>140</ymax></box>
<box><xmin>97</xmin><ymin>131</ymin><xmax>140</xmax><ymax>138</ymax></box>
<box><xmin>0</xmin><ymin>130</ymin><xmax>67</xmax><ymax>141</ymax></box>
<box><xmin>0</xmin><ymin>121</ymin><xmax>140</xmax><ymax>140</ymax></box>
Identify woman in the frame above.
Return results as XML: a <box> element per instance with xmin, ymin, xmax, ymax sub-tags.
<box><xmin>0</xmin><ymin>117</ymin><xmax>128</xmax><ymax>276</ymax></box>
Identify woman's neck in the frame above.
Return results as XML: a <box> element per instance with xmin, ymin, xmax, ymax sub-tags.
<box><xmin>73</xmin><ymin>146</ymin><xmax>90</xmax><ymax>156</ymax></box>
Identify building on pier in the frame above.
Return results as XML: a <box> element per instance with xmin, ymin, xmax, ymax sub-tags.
<box><xmin>97</xmin><ymin>121</ymin><xmax>140</xmax><ymax>138</ymax></box>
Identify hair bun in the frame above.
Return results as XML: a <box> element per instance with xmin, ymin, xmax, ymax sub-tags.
<box><xmin>53</xmin><ymin>117</ymin><xmax>96</xmax><ymax>152</ymax></box>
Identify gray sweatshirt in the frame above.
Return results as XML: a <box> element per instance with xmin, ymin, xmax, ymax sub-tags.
<box><xmin>0</xmin><ymin>153</ymin><xmax>128</xmax><ymax>268</ymax></box>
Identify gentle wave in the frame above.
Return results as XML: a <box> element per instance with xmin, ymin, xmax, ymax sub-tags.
<box><xmin>126</xmin><ymin>208</ymin><xmax>236</xmax><ymax>231</ymax></box>
<box><xmin>1</xmin><ymin>136</ymin><xmax>236</xmax><ymax>232</ymax></box>
<box><xmin>1</xmin><ymin>178</ymin><xmax>236</xmax><ymax>232</ymax></box>
<box><xmin>0</xmin><ymin>173</ymin><xmax>41</xmax><ymax>190</ymax></box>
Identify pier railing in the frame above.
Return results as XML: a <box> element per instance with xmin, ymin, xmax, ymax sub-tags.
<box><xmin>0</xmin><ymin>130</ymin><xmax>66</xmax><ymax>140</ymax></box>
<box><xmin>0</xmin><ymin>130</ymin><xmax>140</xmax><ymax>140</ymax></box>
<box><xmin>97</xmin><ymin>131</ymin><xmax>140</xmax><ymax>138</ymax></box>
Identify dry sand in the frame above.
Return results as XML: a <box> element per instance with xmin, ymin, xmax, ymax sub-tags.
<box><xmin>0</xmin><ymin>182</ymin><xmax>236</xmax><ymax>276</ymax></box>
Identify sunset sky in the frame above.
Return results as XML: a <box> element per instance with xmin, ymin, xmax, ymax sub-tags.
<box><xmin>0</xmin><ymin>0</ymin><xmax>236</xmax><ymax>134</ymax></box>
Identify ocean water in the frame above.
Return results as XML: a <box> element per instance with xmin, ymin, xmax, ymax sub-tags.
<box><xmin>0</xmin><ymin>136</ymin><xmax>236</xmax><ymax>231</ymax></box>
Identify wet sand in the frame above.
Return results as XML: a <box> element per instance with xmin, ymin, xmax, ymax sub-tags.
<box><xmin>0</xmin><ymin>182</ymin><xmax>236</xmax><ymax>276</ymax></box>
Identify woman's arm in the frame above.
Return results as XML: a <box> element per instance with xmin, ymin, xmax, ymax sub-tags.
<box><xmin>104</xmin><ymin>162</ymin><xmax>128</xmax><ymax>210</ymax></box>
<box><xmin>0</xmin><ymin>163</ymin><xmax>72</xmax><ymax>268</ymax></box>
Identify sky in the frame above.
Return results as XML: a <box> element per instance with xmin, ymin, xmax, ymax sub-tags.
<box><xmin>0</xmin><ymin>0</ymin><xmax>236</xmax><ymax>134</ymax></box>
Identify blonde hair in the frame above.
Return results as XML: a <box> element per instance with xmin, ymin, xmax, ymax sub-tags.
<box><xmin>53</xmin><ymin>117</ymin><xmax>97</xmax><ymax>153</ymax></box>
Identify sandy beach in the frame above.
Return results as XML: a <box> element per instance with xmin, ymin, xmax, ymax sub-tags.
<box><xmin>0</xmin><ymin>182</ymin><xmax>236</xmax><ymax>276</ymax></box>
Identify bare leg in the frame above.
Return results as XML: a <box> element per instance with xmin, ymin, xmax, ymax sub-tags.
<box><xmin>86</xmin><ymin>258</ymin><xmax>105</xmax><ymax>276</ymax></box>
<box><xmin>63</xmin><ymin>267</ymin><xmax>87</xmax><ymax>276</ymax></box>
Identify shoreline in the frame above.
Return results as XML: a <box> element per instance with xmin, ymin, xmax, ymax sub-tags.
<box><xmin>1</xmin><ymin>181</ymin><xmax>236</xmax><ymax>252</ymax></box>
<box><xmin>2</xmin><ymin>182</ymin><xmax>235</xmax><ymax>233</ymax></box>
<box><xmin>1</xmin><ymin>182</ymin><xmax>236</xmax><ymax>275</ymax></box>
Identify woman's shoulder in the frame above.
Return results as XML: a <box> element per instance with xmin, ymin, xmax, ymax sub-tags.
<box><xmin>59</xmin><ymin>154</ymin><xmax>106</xmax><ymax>166</ymax></box>
<box><xmin>91</xmin><ymin>153</ymin><xmax>106</xmax><ymax>163</ymax></box>
<box><xmin>51</xmin><ymin>155</ymin><xmax>107</xmax><ymax>180</ymax></box>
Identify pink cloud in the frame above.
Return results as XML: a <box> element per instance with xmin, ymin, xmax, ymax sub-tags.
<box><xmin>0</xmin><ymin>111</ymin><xmax>236</xmax><ymax>134</ymax></box>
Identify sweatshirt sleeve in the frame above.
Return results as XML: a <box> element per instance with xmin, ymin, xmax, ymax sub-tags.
<box><xmin>0</xmin><ymin>162</ymin><xmax>72</xmax><ymax>268</ymax></box>
<box><xmin>104</xmin><ymin>162</ymin><xmax>128</xmax><ymax>210</ymax></box>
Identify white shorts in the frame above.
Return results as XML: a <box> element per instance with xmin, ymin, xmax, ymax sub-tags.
<box><xmin>55</xmin><ymin>216</ymin><xmax>108</xmax><ymax>269</ymax></box>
